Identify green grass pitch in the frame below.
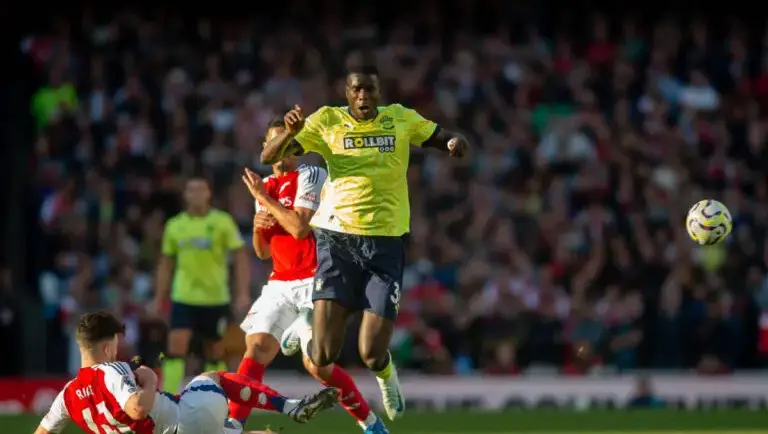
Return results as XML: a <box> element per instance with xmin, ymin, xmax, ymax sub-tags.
<box><xmin>3</xmin><ymin>410</ymin><xmax>768</xmax><ymax>433</ymax></box>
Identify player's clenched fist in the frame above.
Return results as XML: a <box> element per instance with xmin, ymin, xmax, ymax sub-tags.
<box><xmin>447</xmin><ymin>136</ymin><xmax>469</xmax><ymax>158</ymax></box>
<box><xmin>284</xmin><ymin>104</ymin><xmax>305</xmax><ymax>133</ymax></box>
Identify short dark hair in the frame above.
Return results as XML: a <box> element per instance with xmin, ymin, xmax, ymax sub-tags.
<box><xmin>76</xmin><ymin>311</ymin><xmax>125</xmax><ymax>349</ymax></box>
<box><xmin>266</xmin><ymin>117</ymin><xmax>286</xmax><ymax>130</ymax></box>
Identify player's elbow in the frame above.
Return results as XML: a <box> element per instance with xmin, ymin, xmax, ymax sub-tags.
<box><xmin>254</xmin><ymin>249</ymin><xmax>271</xmax><ymax>260</ymax></box>
<box><xmin>125</xmin><ymin>405</ymin><xmax>151</xmax><ymax>421</ymax></box>
<box><xmin>290</xmin><ymin>224</ymin><xmax>312</xmax><ymax>240</ymax></box>
<box><xmin>124</xmin><ymin>395</ymin><xmax>153</xmax><ymax>421</ymax></box>
<box><xmin>34</xmin><ymin>425</ymin><xmax>51</xmax><ymax>434</ymax></box>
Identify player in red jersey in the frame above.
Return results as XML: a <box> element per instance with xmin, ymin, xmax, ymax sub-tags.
<box><xmin>235</xmin><ymin>119</ymin><xmax>388</xmax><ymax>434</ymax></box>
<box><xmin>34</xmin><ymin>311</ymin><xmax>338</xmax><ymax>434</ymax></box>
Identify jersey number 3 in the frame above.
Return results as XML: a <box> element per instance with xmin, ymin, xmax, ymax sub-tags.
<box><xmin>82</xmin><ymin>402</ymin><xmax>134</xmax><ymax>434</ymax></box>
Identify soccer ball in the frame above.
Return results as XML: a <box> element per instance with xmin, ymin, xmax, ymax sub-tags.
<box><xmin>685</xmin><ymin>199</ymin><xmax>733</xmax><ymax>245</ymax></box>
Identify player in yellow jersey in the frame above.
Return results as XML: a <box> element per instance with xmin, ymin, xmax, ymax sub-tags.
<box><xmin>261</xmin><ymin>66</ymin><xmax>468</xmax><ymax>420</ymax></box>
<box><xmin>152</xmin><ymin>177</ymin><xmax>251</xmax><ymax>394</ymax></box>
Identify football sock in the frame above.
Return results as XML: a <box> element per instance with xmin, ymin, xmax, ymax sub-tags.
<box><xmin>372</xmin><ymin>351</ymin><xmax>393</xmax><ymax>380</ymax></box>
<box><xmin>218</xmin><ymin>371</ymin><xmax>295</xmax><ymax>414</ymax></box>
<box><xmin>162</xmin><ymin>357</ymin><xmax>185</xmax><ymax>394</ymax></box>
<box><xmin>321</xmin><ymin>364</ymin><xmax>375</xmax><ymax>427</ymax></box>
<box><xmin>228</xmin><ymin>357</ymin><xmax>267</xmax><ymax>422</ymax></box>
<box><xmin>204</xmin><ymin>360</ymin><xmax>228</xmax><ymax>373</ymax></box>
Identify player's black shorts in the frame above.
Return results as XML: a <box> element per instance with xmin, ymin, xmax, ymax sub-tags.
<box><xmin>312</xmin><ymin>228</ymin><xmax>404</xmax><ymax>320</ymax></box>
<box><xmin>170</xmin><ymin>302</ymin><xmax>229</xmax><ymax>340</ymax></box>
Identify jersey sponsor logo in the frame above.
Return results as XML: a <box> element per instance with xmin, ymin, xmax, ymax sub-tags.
<box><xmin>179</xmin><ymin>237</ymin><xmax>213</xmax><ymax>250</ymax></box>
<box><xmin>343</xmin><ymin>135</ymin><xmax>396</xmax><ymax>153</ymax></box>
<box><xmin>280</xmin><ymin>197</ymin><xmax>293</xmax><ymax>207</ymax></box>
<box><xmin>279</xmin><ymin>182</ymin><xmax>291</xmax><ymax>194</ymax></box>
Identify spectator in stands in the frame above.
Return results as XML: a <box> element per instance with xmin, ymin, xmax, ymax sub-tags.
<box><xmin>18</xmin><ymin>9</ymin><xmax>768</xmax><ymax>377</ymax></box>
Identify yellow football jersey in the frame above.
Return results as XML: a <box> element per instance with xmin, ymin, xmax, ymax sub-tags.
<box><xmin>295</xmin><ymin>104</ymin><xmax>438</xmax><ymax>237</ymax></box>
<box><xmin>161</xmin><ymin>209</ymin><xmax>244</xmax><ymax>305</ymax></box>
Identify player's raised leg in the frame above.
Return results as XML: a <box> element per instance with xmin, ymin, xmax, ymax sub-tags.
<box><xmin>178</xmin><ymin>371</ymin><xmax>338</xmax><ymax>432</ymax></box>
<box><xmin>359</xmin><ymin>235</ymin><xmax>406</xmax><ymax>420</ymax></box>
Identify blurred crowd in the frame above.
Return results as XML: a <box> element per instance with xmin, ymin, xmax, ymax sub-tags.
<box><xmin>13</xmin><ymin>6</ymin><xmax>768</xmax><ymax>377</ymax></box>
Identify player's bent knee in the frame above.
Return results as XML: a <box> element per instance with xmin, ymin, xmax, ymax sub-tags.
<box><xmin>302</xmin><ymin>355</ymin><xmax>333</xmax><ymax>381</ymax></box>
<box><xmin>358</xmin><ymin>346</ymin><xmax>387</xmax><ymax>371</ymax></box>
<box><xmin>245</xmin><ymin>333</ymin><xmax>280</xmax><ymax>364</ymax></box>
<box><xmin>309</xmin><ymin>343</ymin><xmax>336</xmax><ymax>368</ymax></box>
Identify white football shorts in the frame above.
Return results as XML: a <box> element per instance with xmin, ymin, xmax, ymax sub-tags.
<box><xmin>177</xmin><ymin>376</ymin><xmax>230</xmax><ymax>434</ymax></box>
<box><xmin>240</xmin><ymin>277</ymin><xmax>314</xmax><ymax>341</ymax></box>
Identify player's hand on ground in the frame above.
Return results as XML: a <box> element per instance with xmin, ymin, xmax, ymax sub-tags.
<box><xmin>447</xmin><ymin>136</ymin><xmax>468</xmax><ymax>158</ymax></box>
<box><xmin>284</xmin><ymin>105</ymin><xmax>305</xmax><ymax>133</ymax></box>
<box><xmin>242</xmin><ymin>168</ymin><xmax>266</xmax><ymax>199</ymax></box>
<box><xmin>253</xmin><ymin>211</ymin><xmax>277</xmax><ymax>231</ymax></box>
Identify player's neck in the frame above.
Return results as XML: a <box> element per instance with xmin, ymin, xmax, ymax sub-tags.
<box><xmin>349</xmin><ymin>107</ymin><xmax>378</xmax><ymax>121</ymax></box>
<box><xmin>80</xmin><ymin>352</ymin><xmax>107</xmax><ymax>368</ymax></box>
<box><xmin>187</xmin><ymin>206</ymin><xmax>210</xmax><ymax>217</ymax></box>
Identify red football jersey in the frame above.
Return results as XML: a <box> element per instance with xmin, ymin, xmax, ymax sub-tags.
<box><xmin>256</xmin><ymin>164</ymin><xmax>327</xmax><ymax>281</ymax></box>
<box><xmin>40</xmin><ymin>362</ymin><xmax>178</xmax><ymax>434</ymax></box>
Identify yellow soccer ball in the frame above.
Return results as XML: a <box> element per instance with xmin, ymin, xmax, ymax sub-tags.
<box><xmin>685</xmin><ymin>200</ymin><xmax>733</xmax><ymax>245</ymax></box>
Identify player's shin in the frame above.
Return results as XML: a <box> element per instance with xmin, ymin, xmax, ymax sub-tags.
<box><xmin>228</xmin><ymin>356</ymin><xmax>267</xmax><ymax>422</ymax></box>
<box><xmin>204</xmin><ymin>360</ymin><xmax>228</xmax><ymax>372</ymax></box>
<box><xmin>218</xmin><ymin>371</ymin><xmax>297</xmax><ymax>414</ymax></box>
<box><xmin>307</xmin><ymin>359</ymin><xmax>378</xmax><ymax>428</ymax></box>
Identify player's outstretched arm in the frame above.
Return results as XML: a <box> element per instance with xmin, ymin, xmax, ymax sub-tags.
<box><xmin>422</xmin><ymin>127</ymin><xmax>469</xmax><ymax>157</ymax></box>
<box><xmin>261</xmin><ymin>105</ymin><xmax>306</xmax><ymax>164</ymax></box>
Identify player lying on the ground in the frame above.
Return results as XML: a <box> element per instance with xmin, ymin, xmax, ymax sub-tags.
<box><xmin>233</xmin><ymin>118</ymin><xmax>388</xmax><ymax>434</ymax></box>
<box><xmin>33</xmin><ymin>311</ymin><xmax>339</xmax><ymax>434</ymax></box>
<box><xmin>262</xmin><ymin>66</ymin><xmax>468</xmax><ymax>420</ymax></box>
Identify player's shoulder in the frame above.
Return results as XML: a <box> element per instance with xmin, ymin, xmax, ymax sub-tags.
<box><xmin>164</xmin><ymin>212</ymin><xmax>186</xmax><ymax>228</ymax></box>
<box><xmin>380</xmin><ymin>103</ymin><xmax>413</xmax><ymax>117</ymax></box>
<box><xmin>263</xmin><ymin>173</ymin><xmax>277</xmax><ymax>185</ymax></box>
<box><xmin>209</xmin><ymin>208</ymin><xmax>237</xmax><ymax>224</ymax></box>
<box><xmin>60</xmin><ymin>379</ymin><xmax>76</xmax><ymax>394</ymax></box>
<box><xmin>95</xmin><ymin>361</ymin><xmax>133</xmax><ymax>379</ymax></box>
<box><xmin>297</xmin><ymin>164</ymin><xmax>327</xmax><ymax>180</ymax></box>
<box><xmin>309</xmin><ymin>105</ymin><xmax>340</xmax><ymax>122</ymax></box>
